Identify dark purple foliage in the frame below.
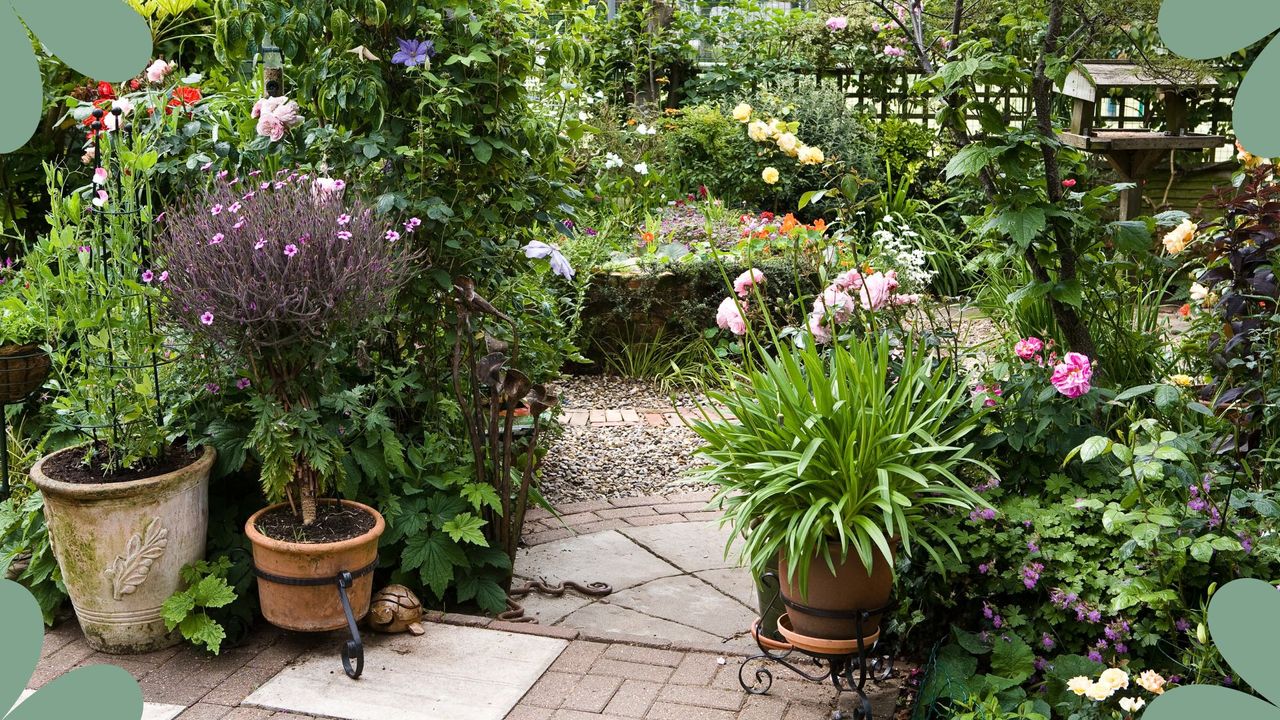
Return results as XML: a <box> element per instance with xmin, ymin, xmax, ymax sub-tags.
<box><xmin>158</xmin><ymin>174</ymin><xmax>415</xmax><ymax>379</ymax></box>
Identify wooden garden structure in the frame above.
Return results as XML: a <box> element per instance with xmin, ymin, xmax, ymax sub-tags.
<box><xmin>1057</xmin><ymin>60</ymin><xmax>1227</xmax><ymax>220</ymax></box>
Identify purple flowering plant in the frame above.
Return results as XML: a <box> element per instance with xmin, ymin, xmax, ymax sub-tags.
<box><xmin>160</xmin><ymin>173</ymin><xmax>418</xmax><ymax>525</ymax></box>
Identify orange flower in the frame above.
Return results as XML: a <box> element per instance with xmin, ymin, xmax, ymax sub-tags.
<box><xmin>811</xmin><ymin>218</ymin><xmax>827</xmax><ymax>233</ymax></box>
<box><xmin>626</xmin><ymin>118</ymin><xmax>637</xmax><ymax>126</ymax></box>
<box><xmin>641</xmin><ymin>231</ymin><xmax>655</xmax><ymax>244</ymax></box>
<box><xmin>863</xmin><ymin>263</ymin><xmax>874</xmax><ymax>274</ymax></box>
<box><xmin>1178</xmin><ymin>303</ymin><xmax>1191</xmax><ymax>317</ymax></box>
<box><xmin>780</xmin><ymin>213</ymin><xmax>798</xmax><ymax>234</ymax></box>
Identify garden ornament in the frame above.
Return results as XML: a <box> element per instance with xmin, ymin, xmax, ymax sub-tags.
<box><xmin>367</xmin><ymin>584</ymin><xmax>426</xmax><ymax>635</ymax></box>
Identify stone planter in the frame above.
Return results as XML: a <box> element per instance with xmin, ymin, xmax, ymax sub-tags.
<box><xmin>31</xmin><ymin>445</ymin><xmax>215</xmax><ymax>653</ymax></box>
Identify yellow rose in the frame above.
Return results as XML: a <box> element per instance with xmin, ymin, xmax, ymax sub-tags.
<box><xmin>1067</xmin><ymin>676</ymin><xmax>1092</xmax><ymax>696</ymax></box>
<box><xmin>747</xmin><ymin>120</ymin><xmax>771</xmax><ymax>142</ymax></box>
<box><xmin>1136</xmin><ymin>670</ymin><xmax>1166</xmax><ymax>695</ymax></box>
<box><xmin>1167</xmin><ymin>374</ymin><xmax>1194</xmax><ymax>387</ymax></box>
<box><xmin>798</xmin><ymin>145</ymin><xmax>825</xmax><ymax>165</ymax></box>
<box><xmin>776</xmin><ymin>132</ymin><xmax>799</xmax><ymax>156</ymax></box>
<box><xmin>1099</xmin><ymin>668</ymin><xmax>1130</xmax><ymax>691</ymax></box>
<box><xmin>1162</xmin><ymin>218</ymin><xmax>1196</xmax><ymax>255</ymax></box>
<box><xmin>732</xmin><ymin>103</ymin><xmax>752</xmax><ymax>122</ymax></box>
<box><xmin>762</xmin><ymin>167</ymin><xmax>780</xmax><ymax>185</ymax></box>
<box><xmin>1086</xmin><ymin>682</ymin><xmax>1116</xmax><ymax>701</ymax></box>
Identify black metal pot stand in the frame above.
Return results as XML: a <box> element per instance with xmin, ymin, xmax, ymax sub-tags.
<box><xmin>252</xmin><ymin>557</ymin><xmax>377</xmax><ymax>679</ymax></box>
<box><xmin>739</xmin><ymin>573</ymin><xmax>895</xmax><ymax>720</ymax></box>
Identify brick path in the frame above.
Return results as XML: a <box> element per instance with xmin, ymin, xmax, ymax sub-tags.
<box><xmin>521</xmin><ymin>490</ymin><xmax>721</xmax><ymax>547</ymax></box>
<box><xmin>560</xmin><ymin>407</ymin><xmax>734</xmax><ymax>429</ymax></box>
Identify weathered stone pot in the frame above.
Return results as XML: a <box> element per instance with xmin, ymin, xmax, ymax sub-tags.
<box><xmin>31</xmin><ymin>445</ymin><xmax>214</xmax><ymax>654</ymax></box>
<box><xmin>246</xmin><ymin>499</ymin><xmax>384</xmax><ymax>632</ymax></box>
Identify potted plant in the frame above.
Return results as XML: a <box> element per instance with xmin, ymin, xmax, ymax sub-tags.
<box><xmin>0</xmin><ymin>293</ymin><xmax>50</xmax><ymax>407</ymax></box>
<box><xmin>158</xmin><ymin>173</ymin><xmax>414</xmax><ymax>632</ymax></box>
<box><xmin>689</xmin><ymin>332</ymin><xmax>990</xmax><ymax>643</ymax></box>
<box><xmin>26</xmin><ymin>124</ymin><xmax>214</xmax><ymax>654</ymax></box>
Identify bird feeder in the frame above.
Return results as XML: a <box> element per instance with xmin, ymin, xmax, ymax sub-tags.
<box><xmin>1057</xmin><ymin>60</ymin><xmax>1227</xmax><ymax>220</ymax></box>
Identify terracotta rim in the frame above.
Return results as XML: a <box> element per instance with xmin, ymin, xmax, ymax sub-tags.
<box><xmin>31</xmin><ymin>444</ymin><xmax>215</xmax><ymax>501</ymax></box>
<box><xmin>245</xmin><ymin>499</ymin><xmax>386</xmax><ymax>552</ymax></box>
<box><xmin>776</xmin><ymin>613</ymin><xmax>880</xmax><ymax>655</ymax></box>
<box><xmin>751</xmin><ymin>617</ymin><xmax>794</xmax><ymax>652</ymax></box>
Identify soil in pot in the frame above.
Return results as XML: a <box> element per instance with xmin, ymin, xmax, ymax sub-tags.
<box><xmin>778</xmin><ymin>543</ymin><xmax>894</xmax><ymax>642</ymax></box>
<box><xmin>254</xmin><ymin>503</ymin><xmax>377</xmax><ymax>544</ymax></box>
<box><xmin>42</xmin><ymin>442</ymin><xmax>200</xmax><ymax>485</ymax></box>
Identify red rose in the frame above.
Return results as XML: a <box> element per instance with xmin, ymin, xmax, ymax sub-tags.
<box><xmin>1062</xmin><ymin>178</ymin><xmax>1077</xmax><ymax>188</ymax></box>
<box><xmin>129</xmin><ymin>79</ymin><xmax>141</xmax><ymax>90</ymax></box>
<box><xmin>169</xmin><ymin>86</ymin><xmax>203</xmax><ymax>107</ymax></box>
<box><xmin>96</xmin><ymin>81</ymin><xmax>115</xmax><ymax>99</ymax></box>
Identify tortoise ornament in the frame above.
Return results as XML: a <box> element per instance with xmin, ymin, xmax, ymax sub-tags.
<box><xmin>367</xmin><ymin>584</ymin><xmax>425</xmax><ymax>635</ymax></box>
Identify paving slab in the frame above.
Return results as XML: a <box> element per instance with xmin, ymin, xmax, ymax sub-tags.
<box><xmin>608</xmin><ymin>575</ymin><xmax>754</xmax><ymax>639</ymax></box>
<box><xmin>559</xmin><ymin>602</ymin><xmax>725</xmax><ymax>647</ymax></box>
<box><xmin>516</xmin><ymin>530</ymin><xmax>681</xmax><ymax>591</ymax></box>
<box><xmin>506</xmin><ymin>584</ymin><xmax>594</xmax><ymax>625</ymax></box>
<box><xmin>619</xmin><ymin>521</ymin><xmax>739</xmax><ymax>574</ymax></box>
<box><xmin>243</xmin><ymin>624</ymin><xmax>566</xmax><ymax>720</ymax></box>
<box><xmin>15</xmin><ymin>689</ymin><xmax>185</xmax><ymax>719</ymax></box>
<box><xmin>694</xmin><ymin>568</ymin><xmax>760</xmax><ymax>613</ymax></box>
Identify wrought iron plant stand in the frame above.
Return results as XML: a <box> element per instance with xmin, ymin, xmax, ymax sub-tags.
<box><xmin>739</xmin><ymin>573</ymin><xmax>895</xmax><ymax>720</ymax></box>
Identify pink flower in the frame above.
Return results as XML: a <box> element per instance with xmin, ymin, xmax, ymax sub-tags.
<box><xmin>858</xmin><ymin>271</ymin><xmax>899</xmax><ymax>310</ymax></box>
<box><xmin>884</xmin><ymin>45</ymin><xmax>906</xmax><ymax>58</ymax></box>
<box><xmin>807</xmin><ymin>314</ymin><xmax>832</xmax><ymax>344</ymax></box>
<box><xmin>253</xmin><ymin>96</ymin><xmax>304</xmax><ymax>142</ymax></box>
<box><xmin>92</xmin><ymin>167</ymin><xmax>108</xmax><ymax>185</ymax></box>
<box><xmin>825</xmin><ymin>16</ymin><xmax>848</xmax><ymax>30</ymax></box>
<box><xmin>141</xmin><ymin>269</ymin><xmax>154</xmax><ymax>283</ymax></box>
<box><xmin>716</xmin><ymin>297</ymin><xmax>748</xmax><ymax>335</ymax></box>
<box><xmin>284</xmin><ymin>243</ymin><xmax>299</xmax><ymax>257</ymax></box>
<box><xmin>200</xmin><ymin>311</ymin><xmax>214</xmax><ymax>326</ymax></box>
<box><xmin>145</xmin><ymin>58</ymin><xmax>173</xmax><ymax>83</ymax></box>
<box><xmin>1014</xmin><ymin>337</ymin><xmax>1044</xmax><ymax>361</ymax></box>
<box><xmin>404</xmin><ymin>217</ymin><xmax>422</xmax><ymax>233</ymax></box>
<box><xmin>385</xmin><ymin>230</ymin><xmax>401</xmax><ymax>242</ymax></box>
<box><xmin>833</xmin><ymin>270</ymin><xmax>864</xmax><ymax>291</ymax></box>
<box><xmin>1062</xmin><ymin>178</ymin><xmax>1077</xmax><ymax>188</ymax></box>
<box><xmin>813</xmin><ymin>286</ymin><xmax>856</xmax><ymax>324</ymax></box>
<box><xmin>256</xmin><ymin>114</ymin><xmax>287</xmax><ymax>142</ymax></box>
<box><xmin>337</xmin><ymin>214</ymin><xmax>352</xmax><ymax>226</ymax></box>
<box><xmin>254</xmin><ymin>238</ymin><xmax>267</xmax><ymax>250</ymax></box>
<box><xmin>209</xmin><ymin>233</ymin><xmax>224</xmax><ymax>245</ymax></box>
<box><xmin>236</xmin><ymin>378</ymin><xmax>252</xmax><ymax>390</ymax></box>
<box><xmin>210</xmin><ymin>204</ymin><xmax>223</xmax><ymax>216</ymax></box>
<box><xmin>336</xmin><ymin>230</ymin><xmax>353</xmax><ymax>240</ymax></box>
<box><xmin>1051</xmin><ymin>352</ymin><xmax>1094</xmax><ymax>398</ymax></box>
<box><xmin>159</xmin><ymin>271</ymin><xmax>169</xmax><ymax>283</ymax></box>
<box><xmin>92</xmin><ymin>190</ymin><xmax>109</xmax><ymax>208</ymax></box>
<box><xmin>733</xmin><ymin>268</ymin><xmax>765</xmax><ymax>298</ymax></box>
<box><xmin>972</xmin><ymin>383</ymin><xmax>1003</xmax><ymax>407</ymax></box>
<box><xmin>312</xmin><ymin>177</ymin><xmax>346</xmax><ymax>200</ymax></box>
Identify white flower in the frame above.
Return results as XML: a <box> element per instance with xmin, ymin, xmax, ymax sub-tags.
<box><xmin>578</xmin><ymin>111</ymin><xmax>589</xmax><ymax>122</ymax></box>
<box><xmin>1067</xmin><ymin>676</ymin><xmax>1092</xmax><ymax>696</ymax></box>
<box><xmin>1085</xmin><ymin>682</ymin><xmax>1116</xmax><ymax>701</ymax></box>
<box><xmin>635</xmin><ymin>123</ymin><xmax>657</xmax><ymax>136</ymax></box>
<box><xmin>776</xmin><ymin>132</ymin><xmax>799</xmax><ymax>156</ymax></box>
<box><xmin>1190</xmin><ymin>282</ymin><xmax>1209</xmax><ymax>302</ymax></box>
<box><xmin>1119</xmin><ymin>697</ymin><xmax>1146</xmax><ymax>712</ymax></box>
<box><xmin>1162</xmin><ymin>218</ymin><xmax>1196</xmax><ymax>255</ymax></box>
<box><xmin>603</xmin><ymin>152</ymin><xmax>624</xmax><ymax>169</ymax></box>
<box><xmin>1099</xmin><ymin>668</ymin><xmax>1130</xmax><ymax>691</ymax></box>
<box><xmin>747</xmin><ymin>120</ymin><xmax>771</xmax><ymax>142</ymax></box>
<box><xmin>798</xmin><ymin>146</ymin><xmax>825</xmax><ymax>165</ymax></box>
<box><xmin>634</xmin><ymin>162</ymin><xmax>649</xmax><ymax>175</ymax></box>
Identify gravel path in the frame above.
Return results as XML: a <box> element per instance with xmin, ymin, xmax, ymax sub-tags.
<box><xmin>556</xmin><ymin>374</ymin><xmax>706</xmax><ymax>410</ymax></box>
<box><xmin>537</xmin><ymin>423</ymin><xmax>711</xmax><ymax>504</ymax></box>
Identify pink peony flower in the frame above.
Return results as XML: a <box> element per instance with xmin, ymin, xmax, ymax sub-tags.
<box><xmin>1051</xmin><ymin>352</ymin><xmax>1094</xmax><ymax>398</ymax></box>
<box><xmin>825</xmin><ymin>16</ymin><xmax>848</xmax><ymax>30</ymax></box>
<box><xmin>1014</xmin><ymin>337</ymin><xmax>1044</xmax><ymax>361</ymax></box>
<box><xmin>734</xmin><ymin>268</ymin><xmax>765</xmax><ymax>298</ymax></box>
<box><xmin>858</xmin><ymin>271</ymin><xmax>899</xmax><ymax>310</ymax></box>
<box><xmin>716</xmin><ymin>297</ymin><xmax>748</xmax><ymax>336</ymax></box>
<box><xmin>145</xmin><ymin>59</ymin><xmax>173</xmax><ymax>83</ymax></box>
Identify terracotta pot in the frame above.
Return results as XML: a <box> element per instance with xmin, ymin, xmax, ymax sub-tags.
<box><xmin>778</xmin><ymin>541</ymin><xmax>894</xmax><ymax>642</ymax></box>
<box><xmin>246</xmin><ymin>499</ymin><xmax>384</xmax><ymax>632</ymax></box>
<box><xmin>31</xmin><ymin>445</ymin><xmax>214</xmax><ymax>654</ymax></box>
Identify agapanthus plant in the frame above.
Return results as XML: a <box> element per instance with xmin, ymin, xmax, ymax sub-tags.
<box><xmin>160</xmin><ymin>173</ymin><xmax>417</xmax><ymax>524</ymax></box>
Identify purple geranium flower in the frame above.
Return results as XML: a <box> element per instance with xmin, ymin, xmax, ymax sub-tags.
<box><xmin>523</xmin><ymin>240</ymin><xmax>575</xmax><ymax>280</ymax></box>
<box><xmin>392</xmin><ymin>38</ymin><xmax>436</xmax><ymax>67</ymax></box>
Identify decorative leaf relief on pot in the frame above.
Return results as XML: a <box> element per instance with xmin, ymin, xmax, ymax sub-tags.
<box><xmin>104</xmin><ymin>518</ymin><xmax>169</xmax><ymax>600</ymax></box>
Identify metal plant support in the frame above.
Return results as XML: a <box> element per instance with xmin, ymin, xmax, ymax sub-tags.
<box><xmin>739</xmin><ymin>572</ymin><xmax>895</xmax><ymax>720</ymax></box>
<box><xmin>450</xmin><ymin>278</ymin><xmax>612</xmax><ymax>615</ymax></box>
<box><xmin>75</xmin><ymin>108</ymin><xmax>168</xmax><ymax>453</ymax></box>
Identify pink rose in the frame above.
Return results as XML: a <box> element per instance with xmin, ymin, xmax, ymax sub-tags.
<box><xmin>252</xmin><ymin>96</ymin><xmax>304</xmax><ymax>141</ymax></box>
<box><xmin>807</xmin><ymin>314</ymin><xmax>832</xmax><ymax>344</ymax></box>
<box><xmin>256</xmin><ymin>113</ymin><xmax>287</xmax><ymax>142</ymax></box>
<box><xmin>1051</xmin><ymin>352</ymin><xmax>1094</xmax><ymax>399</ymax></box>
<box><xmin>1014</xmin><ymin>337</ymin><xmax>1044</xmax><ymax>361</ymax></box>
<box><xmin>813</xmin><ymin>286</ymin><xmax>856</xmax><ymax>324</ymax></box>
<box><xmin>734</xmin><ymin>268</ymin><xmax>765</xmax><ymax>298</ymax></box>
<box><xmin>716</xmin><ymin>297</ymin><xmax>748</xmax><ymax>336</ymax></box>
<box><xmin>858</xmin><ymin>271</ymin><xmax>899</xmax><ymax>310</ymax></box>
<box><xmin>825</xmin><ymin>16</ymin><xmax>848</xmax><ymax>30</ymax></box>
<box><xmin>145</xmin><ymin>59</ymin><xmax>172</xmax><ymax>83</ymax></box>
<box><xmin>833</xmin><ymin>270</ymin><xmax>864</xmax><ymax>292</ymax></box>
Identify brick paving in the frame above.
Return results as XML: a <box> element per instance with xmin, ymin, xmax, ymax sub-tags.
<box><xmin>561</xmin><ymin>407</ymin><xmax>733</xmax><ymax>429</ymax></box>
<box><xmin>521</xmin><ymin>491</ymin><xmax>718</xmax><ymax>547</ymax></box>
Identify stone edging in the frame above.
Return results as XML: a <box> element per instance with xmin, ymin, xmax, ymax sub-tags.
<box><xmin>521</xmin><ymin>490</ymin><xmax>720</xmax><ymax>547</ymax></box>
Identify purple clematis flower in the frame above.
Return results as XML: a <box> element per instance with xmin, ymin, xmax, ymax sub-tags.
<box><xmin>523</xmin><ymin>240</ymin><xmax>575</xmax><ymax>280</ymax></box>
<box><xmin>392</xmin><ymin>38</ymin><xmax>436</xmax><ymax>67</ymax></box>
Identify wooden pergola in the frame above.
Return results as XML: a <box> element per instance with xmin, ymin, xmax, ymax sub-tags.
<box><xmin>1057</xmin><ymin>60</ymin><xmax>1228</xmax><ymax>220</ymax></box>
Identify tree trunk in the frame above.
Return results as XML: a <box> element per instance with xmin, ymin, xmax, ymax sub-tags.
<box><xmin>298</xmin><ymin>463</ymin><xmax>318</xmax><ymax>526</ymax></box>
